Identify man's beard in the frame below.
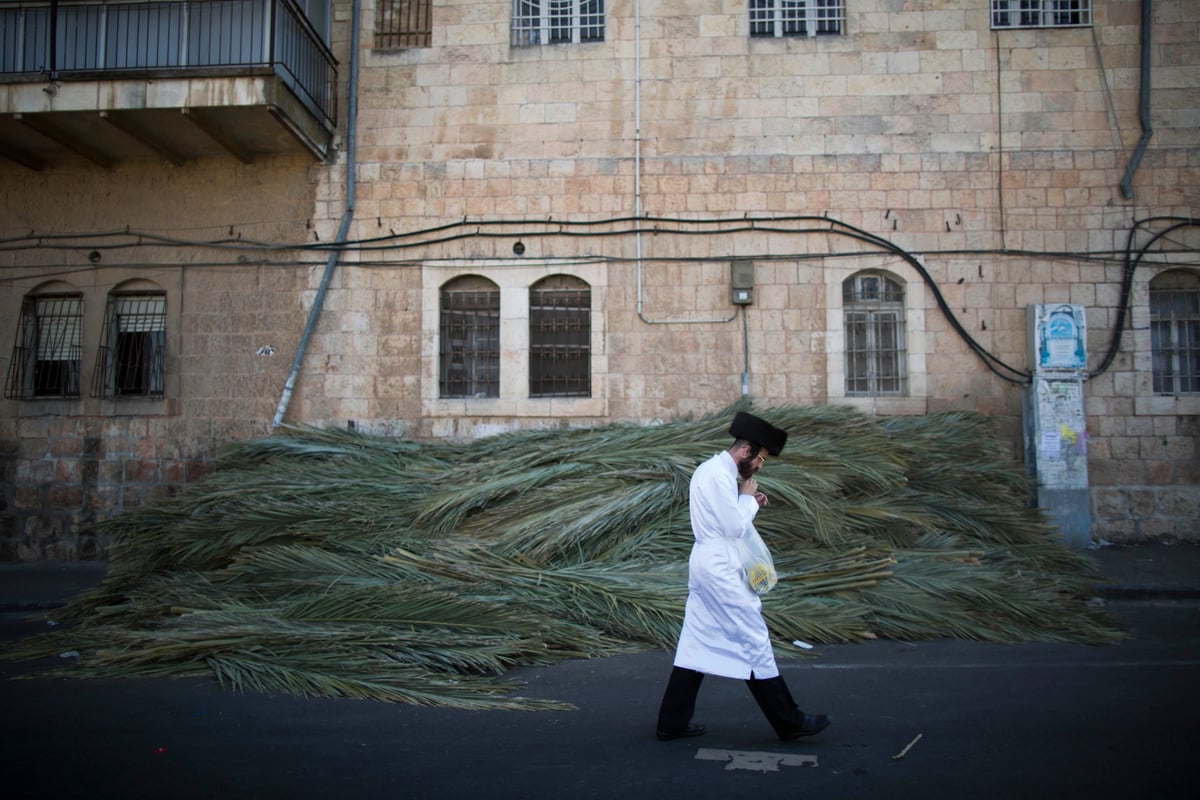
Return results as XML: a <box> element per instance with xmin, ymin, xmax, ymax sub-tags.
<box><xmin>737</xmin><ymin>457</ymin><xmax>757</xmax><ymax>480</ymax></box>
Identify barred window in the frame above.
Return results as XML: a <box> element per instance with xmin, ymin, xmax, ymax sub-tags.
<box><xmin>991</xmin><ymin>1</ymin><xmax>1091</xmax><ymax>29</ymax></box>
<box><xmin>1150</xmin><ymin>270</ymin><xmax>1200</xmax><ymax>395</ymax></box>
<box><xmin>844</xmin><ymin>273</ymin><xmax>906</xmax><ymax>397</ymax></box>
<box><xmin>4</xmin><ymin>293</ymin><xmax>83</xmax><ymax>400</ymax></box>
<box><xmin>375</xmin><ymin>0</ymin><xmax>431</xmax><ymax>48</ymax></box>
<box><xmin>750</xmin><ymin>0</ymin><xmax>844</xmax><ymax>38</ymax></box>
<box><xmin>91</xmin><ymin>293</ymin><xmax>167</xmax><ymax>398</ymax></box>
<box><xmin>512</xmin><ymin>0</ymin><xmax>605</xmax><ymax>47</ymax></box>
<box><xmin>440</xmin><ymin>277</ymin><xmax>500</xmax><ymax>399</ymax></box>
<box><xmin>530</xmin><ymin>275</ymin><xmax>590</xmax><ymax>398</ymax></box>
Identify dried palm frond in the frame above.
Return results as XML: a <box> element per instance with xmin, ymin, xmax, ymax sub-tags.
<box><xmin>2</xmin><ymin>405</ymin><xmax>1122</xmax><ymax>709</ymax></box>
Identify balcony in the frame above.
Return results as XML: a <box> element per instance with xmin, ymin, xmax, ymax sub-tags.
<box><xmin>0</xmin><ymin>0</ymin><xmax>338</xmax><ymax>170</ymax></box>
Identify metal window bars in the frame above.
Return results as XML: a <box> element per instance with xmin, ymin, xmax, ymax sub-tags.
<box><xmin>4</xmin><ymin>294</ymin><xmax>83</xmax><ymax>400</ymax></box>
<box><xmin>91</xmin><ymin>294</ymin><xmax>167</xmax><ymax>398</ymax></box>
<box><xmin>375</xmin><ymin>0</ymin><xmax>431</xmax><ymax>49</ymax></box>
<box><xmin>529</xmin><ymin>287</ymin><xmax>591</xmax><ymax>398</ymax></box>
<box><xmin>1150</xmin><ymin>284</ymin><xmax>1200</xmax><ymax>395</ymax></box>
<box><xmin>0</xmin><ymin>0</ymin><xmax>336</xmax><ymax>128</ymax></box>
<box><xmin>843</xmin><ymin>275</ymin><xmax>907</xmax><ymax>397</ymax></box>
<box><xmin>439</xmin><ymin>289</ymin><xmax>501</xmax><ymax>399</ymax></box>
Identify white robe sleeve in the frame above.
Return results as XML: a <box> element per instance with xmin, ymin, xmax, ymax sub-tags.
<box><xmin>689</xmin><ymin>452</ymin><xmax>758</xmax><ymax>544</ymax></box>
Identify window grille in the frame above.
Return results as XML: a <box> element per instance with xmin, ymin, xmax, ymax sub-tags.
<box><xmin>92</xmin><ymin>293</ymin><xmax>167</xmax><ymax>398</ymax></box>
<box><xmin>991</xmin><ymin>1</ymin><xmax>1091</xmax><ymax>29</ymax></box>
<box><xmin>512</xmin><ymin>0</ymin><xmax>605</xmax><ymax>47</ymax></box>
<box><xmin>1150</xmin><ymin>271</ymin><xmax>1200</xmax><ymax>395</ymax></box>
<box><xmin>530</xmin><ymin>278</ymin><xmax>591</xmax><ymax>398</ymax></box>
<box><xmin>439</xmin><ymin>279</ymin><xmax>500</xmax><ymax>398</ymax></box>
<box><xmin>4</xmin><ymin>294</ymin><xmax>83</xmax><ymax>399</ymax></box>
<box><xmin>843</xmin><ymin>273</ymin><xmax>906</xmax><ymax>397</ymax></box>
<box><xmin>750</xmin><ymin>0</ymin><xmax>843</xmax><ymax>38</ymax></box>
<box><xmin>375</xmin><ymin>0</ymin><xmax>431</xmax><ymax>48</ymax></box>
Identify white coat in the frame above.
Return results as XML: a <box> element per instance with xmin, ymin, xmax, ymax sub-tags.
<box><xmin>672</xmin><ymin>450</ymin><xmax>780</xmax><ymax>680</ymax></box>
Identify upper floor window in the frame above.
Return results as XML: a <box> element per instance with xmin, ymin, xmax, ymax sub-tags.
<box><xmin>991</xmin><ymin>0</ymin><xmax>1091</xmax><ymax>29</ymax></box>
<box><xmin>91</xmin><ymin>291</ymin><xmax>167</xmax><ymax>398</ymax></box>
<box><xmin>1150</xmin><ymin>270</ymin><xmax>1200</xmax><ymax>395</ymax></box>
<box><xmin>512</xmin><ymin>0</ymin><xmax>605</xmax><ymax>46</ymax></box>
<box><xmin>4</xmin><ymin>292</ymin><xmax>83</xmax><ymax>400</ymax></box>
<box><xmin>530</xmin><ymin>275</ymin><xmax>591</xmax><ymax>398</ymax></box>
<box><xmin>376</xmin><ymin>0</ymin><xmax>431</xmax><ymax>48</ymax></box>
<box><xmin>750</xmin><ymin>0</ymin><xmax>844</xmax><ymax>38</ymax></box>
<box><xmin>844</xmin><ymin>272</ymin><xmax>906</xmax><ymax>396</ymax></box>
<box><xmin>440</xmin><ymin>276</ymin><xmax>500</xmax><ymax>399</ymax></box>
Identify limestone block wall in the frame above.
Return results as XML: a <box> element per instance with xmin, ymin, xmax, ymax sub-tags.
<box><xmin>1</xmin><ymin>0</ymin><xmax>1198</xmax><ymax>556</ymax></box>
<box><xmin>0</xmin><ymin>155</ymin><xmax>333</xmax><ymax>558</ymax></box>
<box><xmin>313</xmin><ymin>0</ymin><xmax>1199</xmax><ymax>541</ymax></box>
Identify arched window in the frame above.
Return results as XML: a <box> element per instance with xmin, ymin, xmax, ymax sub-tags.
<box><xmin>1150</xmin><ymin>270</ymin><xmax>1200</xmax><ymax>395</ymax></box>
<box><xmin>843</xmin><ymin>272</ymin><xmax>906</xmax><ymax>396</ymax></box>
<box><xmin>91</xmin><ymin>285</ymin><xmax>167</xmax><ymax>398</ymax></box>
<box><xmin>4</xmin><ymin>288</ymin><xmax>83</xmax><ymax>400</ymax></box>
<box><xmin>439</xmin><ymin>276</ymin><xmax>500</xmax><ymax>399</ymax></box>
<box><xmin>529</xmin><ymin>275</ymin><xmax>591</xmax><ymax>398</ymax></box>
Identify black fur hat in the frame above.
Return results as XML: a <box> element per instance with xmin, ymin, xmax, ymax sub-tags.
<box><xmin>728</xmin><ymin>411</ymin><xmax>788</xmax><ymax>456</ymax></box>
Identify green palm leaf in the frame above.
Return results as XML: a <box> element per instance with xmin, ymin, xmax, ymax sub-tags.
<box><xmin>2</xmin><ymin>406</ymin><xmax>1123</xmax><ymax>708</ymax></box>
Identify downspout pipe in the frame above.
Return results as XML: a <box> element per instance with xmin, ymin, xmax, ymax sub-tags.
<box><xmin>272</xmin><ymin>0</ymin><xmax>361</xmax><ymax>428</ymax></box>
<box><xmin>1119</xmin><ymin>0</ymin><xmax>1153</xmax><ymax>200</ymax></box>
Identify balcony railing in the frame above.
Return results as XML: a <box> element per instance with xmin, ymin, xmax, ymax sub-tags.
<box><xmin>0</xmin><ymin>0</ymin><xmax>336</xmax><ymax>128</ymax></box>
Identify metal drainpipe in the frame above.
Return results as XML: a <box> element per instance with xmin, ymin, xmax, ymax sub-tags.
<box><xmin>272</xmin><ymin>0</ymin><xmax>361</xmax><ymax>428</ymax></box>
<box><xmin>1119</xmin><ymin>0</ymin><xmax>1153</xmax><ymax>200</ymax></box>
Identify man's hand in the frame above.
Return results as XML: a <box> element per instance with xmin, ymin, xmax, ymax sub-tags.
<box><xmin>754</xmin><ymin>491</ymin><xmax>769</xmax><ymax>508</ymax></box>
<box><xmin>739</xmin><ymin>477</ymin><xmax>758</xmax><ymax>496</ymax></box>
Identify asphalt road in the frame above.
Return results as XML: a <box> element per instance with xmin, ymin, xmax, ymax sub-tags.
<box><xmin>2</xmin><ymin>595</ymin><xmax>1198</xmax><ymax>800</ymax></box>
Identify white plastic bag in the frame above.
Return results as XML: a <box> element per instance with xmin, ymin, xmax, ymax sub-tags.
<box><xmin>738</xmin><ymin>526</ymin><xmax>777</xmax><ymax>595</ymax></box>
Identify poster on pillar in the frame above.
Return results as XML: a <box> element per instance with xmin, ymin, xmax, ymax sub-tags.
<box><xmin>1030</xmin><ymin>304</ymin><xmax>1087</xmax><ymax>371</ymax></box>
<box><xmin>1033</xmin><ymin>378</ymin><xmax>1088</xmax><ymax>490</ymax></box>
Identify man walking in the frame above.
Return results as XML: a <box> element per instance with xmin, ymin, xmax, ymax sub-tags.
<box><xmin>655</xmin><ymin>411</ymin><xmax>831</xmax><ymax>741</ymax></box>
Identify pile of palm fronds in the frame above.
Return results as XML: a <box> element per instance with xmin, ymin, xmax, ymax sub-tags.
<box><xmin>3</xmin><ymin>405</ymin><xmax>1121</xmax><ymax>709</ymax></box>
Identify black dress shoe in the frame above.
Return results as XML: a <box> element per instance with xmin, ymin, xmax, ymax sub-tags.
<box><xmin>656</xmin><ymin>722</ymin><xmax>706</xmax><ymax>741</ymax></box>
<box><xmin>780</xmin><ymin>713</ymin><xmax>831</xmax><ymax>740</ymax></box>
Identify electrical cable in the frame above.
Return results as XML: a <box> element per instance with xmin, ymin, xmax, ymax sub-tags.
<box><xmin>1091</xmin><ymin>216</ymin><xmax>1200</xmax><ymax>378</ymax></box>
<box><xmin>4</xmin><ymin>213</ymin><xmax>1198</xmax><ymax>385</ymax></box>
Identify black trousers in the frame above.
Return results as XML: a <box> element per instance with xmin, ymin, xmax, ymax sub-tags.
<box><xmin>656</xmin><ymin>666</ymin><xmax>810</xmax><ymax>738</ymax></box>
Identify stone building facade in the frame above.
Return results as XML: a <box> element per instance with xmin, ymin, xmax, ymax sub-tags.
<box><xmin>1</xmin><ymin>0</ymin><xmax>1197</xmax><ymax>559</ymax></box>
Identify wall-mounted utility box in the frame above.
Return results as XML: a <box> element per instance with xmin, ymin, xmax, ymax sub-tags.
<box><xmin>731</xmin><ymin>259</ymin><xmax>754</xmax><ymax>305</ymax></box>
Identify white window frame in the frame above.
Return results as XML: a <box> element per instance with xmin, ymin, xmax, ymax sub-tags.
<box><xmin>843</xmin><ymin>272</ymin><xmax>908</xmax><ymax>398</ymax></box>
<box><xmin>511</xmin><ymin>0</ymin><xmax>605</xmax><ymax>47</ymax></box>
<box><xmin>749</xmin><ymin>0</ymin><xmax>844</xmax><ymax>39</ymax></box>
<box><xmin>990</xmin><ymin>1</ymin><xmax>1091</xmax><ymax>30</ymax></box>
<box><xmin>826</xmin><ymin>262</ymin><xmax>927</xmax><ymax>415</ymax></box>
<box><xmin>1131</xmin><ymin>265</ymin><xmax>1200</xmax><ymax>416</ymax></box>
<box><xmin>1149</xmin><ymin>270</ymin><xmax>1200</xmax><ymax>396</ymax></box>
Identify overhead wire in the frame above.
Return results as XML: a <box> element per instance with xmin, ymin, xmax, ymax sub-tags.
<box><xmin>2</xmin><ymin>214</ymin><xmax>1197</xmax><ymax>384</ymax></box>
<box><xmin>1091</xmin><ymin>216</ymin><xmax>1200</xmax><ymax>378</ymax></box>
